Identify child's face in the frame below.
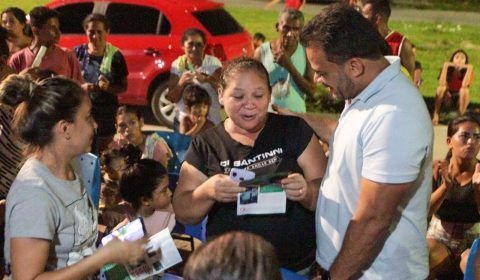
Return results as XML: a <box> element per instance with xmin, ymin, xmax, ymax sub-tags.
<box><xmin>189</xmin><ymin>103</ymin><xmax>209</xmax><ymax>119</ymax></box>
<box><xmin>453</xmin><ymin>52</ymin><xmax>467</xmax><ymax>66</ymax></box>
<box><xmin>116</xmin><ymin>112</ymin><xmax>144</xmax><ymax>145</ymax></box>
<box><xmin>150</xmin><ymin>177</ymin><xmax>172</xmax><ymax>211</ymax></box>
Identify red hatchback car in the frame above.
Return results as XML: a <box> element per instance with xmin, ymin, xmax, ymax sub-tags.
<box><xmin>46</xmin><ymin>0</ymin><xmax>252</xmax><ymax>127</ymax></box>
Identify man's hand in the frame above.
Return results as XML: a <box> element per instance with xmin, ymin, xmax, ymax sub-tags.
<box><xmin>272</xmin><ymin>48</ymin><xmax>292</xmax><ymax>69</ymax></box>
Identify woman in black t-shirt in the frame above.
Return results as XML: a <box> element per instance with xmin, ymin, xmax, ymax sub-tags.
<box><xmin>428</xmin><ymin>115</ymin><xmax>480</xmax><ymax>278</ymax></box>
<box><xmin>172</xmin><ymin>57</ymin><xmax>327</xmax><ymax>273</ymax></box>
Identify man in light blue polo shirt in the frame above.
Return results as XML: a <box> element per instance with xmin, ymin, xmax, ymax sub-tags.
<box><xmin>280</xmin><ymin>4</ymin><xmax>432</xmax><ymax>279</ymax></box>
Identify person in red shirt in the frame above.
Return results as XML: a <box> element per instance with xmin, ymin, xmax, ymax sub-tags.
<box><xmin>432</xmin><ymin>49</ymin><xmax>474</xmax><ymax>125</ymax></box>
<box><xmin>266</xmin><ymin>0</ymin><xmax>306</xmax><ymax>11</ymax></box>
<box><xmin>355</xmin><ymin>0</ymin><xmax>416</xmax><ymax>78</ymax></box>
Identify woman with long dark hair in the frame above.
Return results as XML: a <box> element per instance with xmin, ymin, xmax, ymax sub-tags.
<box><xmin>428</xmin><ymin>115</ymin><xmax>480</xmax><ymax>278</ymax></box>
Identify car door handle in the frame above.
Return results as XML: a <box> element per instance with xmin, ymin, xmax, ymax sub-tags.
<box><xmin>144</xmin><ymin>48</ymin><xmax>160</xmax><ymax>56</ymax></box>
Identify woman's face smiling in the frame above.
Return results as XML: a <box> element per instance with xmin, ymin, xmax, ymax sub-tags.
<box><xmin>219</xmin><ymin>69</ymin><xmax>271</xmax><ymax>134</ymax></box>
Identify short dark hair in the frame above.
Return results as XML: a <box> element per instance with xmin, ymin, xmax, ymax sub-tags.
<box><xmin>0</xmin><ymin>75</ymin><xmax>85</xmax><ymax>155</ymax></box>
<box><xmin>120</xmin><ymin>158</ymin><xmax>168</xmax><ymax>210</ymax></box>
<box><xmin>415</xmin><ymin>60</ymin><xmax>422</xmax><ymax>70</ymax></box>
<box><xmin>300</xmin><ymin>3</ymin><xmax>385</xmax><ymax>64</ymax></box>
<box><xmin>253</xmin><ymin>32</ymin><xmax>266</xmax><ymax>42</ymax></box>
<box><xmin>116</xmin><ymin>105</ymin><xmax>143</xmax><ymax>122</ymax></box>
<box><xmin>82</xmin><ymin>13</ymin><xmax>110</xmax><ymax>31</ymax></box>
<box><xmin>28</xmin><ymin>6</ymin><xmax>60</xmax><ymax>29</ymax></box>
<box><xmin>278</xmin><ymin>8</ymin><xmax>304</xmax><ymax>26</ymax></box>
<box><xmin>220</xmin><ymin>57</ymin><xmax>271</xmax><ymax>93</ymax></box>
<box><xmin>1</xmin><ymin>7</ymin><xmax>28</xmax><ymax>25</ymax></box>
<box><xmin>181</xmin><ymin>28</ymin><xmax>206</xmax><ymax>45</ymax></box>
<box><xmin>361</xmin><ymin>0</ymin><xmax>391</xmax><ymax>19</ymax></box>
<box><xmin>182</xmin><ymin>84</ymin><xmax>211</xmax><ymax>108</ymax></box>
<box><xmin>183</xmin><ymin>231</ymin><xmax>281</xmax><ymax>280</ymax></box>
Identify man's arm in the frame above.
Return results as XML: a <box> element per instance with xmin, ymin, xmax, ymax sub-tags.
<box><xmin>329</xmin><ymin>178</ymin><xmax>415</xmax><ymax>279</ymax></box>
<box><xmin>400</xmin><ymin>39</ymin><xmax>416</xmax><ymax>79</ymax></box>
<box><xmin>274</xmin><ymin>107</ymin><xmax>337</xmax><ymax>143</ymax></box>
<box><xmin>275</xmin><ymin>50</ymin><xmax>316</xmax><ymax>96</ymax></box>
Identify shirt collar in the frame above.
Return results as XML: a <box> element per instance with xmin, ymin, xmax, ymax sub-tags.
<box><xmin>351</xmin><ymin>56</ymin><xmax>401</xmax><ymax>104</ymax></box>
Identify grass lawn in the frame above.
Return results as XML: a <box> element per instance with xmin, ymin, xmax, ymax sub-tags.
<box><xmin>227</xmin><ymin>6</ymin><xmax>480</xmax><ymax>105</ymax></box>
<box><xmin>3</xmin><ymin>1</ymin><xmax>480</xmax><ymax>107</ymax></box>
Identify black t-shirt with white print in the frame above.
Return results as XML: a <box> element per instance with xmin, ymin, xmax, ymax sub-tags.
<box><xmin>184</xmin><ymin>113</ymin><xmax>316</xmax><ymax>271</ymax></box>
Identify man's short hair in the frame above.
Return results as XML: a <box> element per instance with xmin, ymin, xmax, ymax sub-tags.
<box><xmin>253</xmin><ymin>32</ymin><xmax>266</xmax><ymax>42</ymax></box>
<box><xmin>181</xmin><ymin>28</ymin><xmax>206</xmax><ymax>45</ymax></box>
<box><xmin>361</xmin><ymin>0</ymin><xmax>391</xmax><ymax>19</ymax></box>
<box><xmin>278</xmin><ymin>8</ymin><xmax>305</xmax><ymax>26</ymax></box>
<box><xmin>29</xmin><ymin>6</ymin><xmax>60</xmax><ymax>29</ymax></box>
<box><xmin>300</xmin><ymin>3</ymin><xmax>386</xmax><ymax>64</ymax></box>
<box><xmin>82</xmin><ymin>13</ymin><xmax>110</xmax><ymax>31</ymax></box>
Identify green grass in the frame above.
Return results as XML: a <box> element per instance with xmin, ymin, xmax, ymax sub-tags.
<box><xmin>227</xmin><ymin>6</ymin><xmax>480</xmax><ymax>106</ymax></box>
<box><xmin>394</xmin><ymin>0</ymin><xmax>480</xmax><ymax>12</ymax></box>
<box><xmin>3</xmin><ymin>1</ymin><xmax>480</xmax><ymax>108</ymax></box>
<box><xmin>0</xmin><ymin>1</ymin><xmax>46</xmax><ymax>13</ymax></box>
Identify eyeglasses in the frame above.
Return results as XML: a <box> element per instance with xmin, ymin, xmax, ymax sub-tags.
<box><xmin>457</xmin><ymin>132</ymin><xmax>480</xmax><ymax>143</ymax></box>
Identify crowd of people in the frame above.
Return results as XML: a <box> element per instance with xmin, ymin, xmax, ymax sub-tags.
<box><xmin>0</xmin><ymin>1</ymin><xmax>478</xmax><ymax>280</ymax></box>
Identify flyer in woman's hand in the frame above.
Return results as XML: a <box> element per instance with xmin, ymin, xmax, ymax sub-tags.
<box><xmin>229</xmin><ymin>168</ymin><xmax>287</xmax><ymax>216</ymax></box>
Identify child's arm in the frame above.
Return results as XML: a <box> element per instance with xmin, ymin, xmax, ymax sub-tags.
<box><xmin>462</xmin><ymin>64</ymin><xmax>474</xmax><ymax>88</ymax></box>
<box><xmin>438</xmin><ymin>62</ymin><xmax>454</xmax><ymax>87</ymax></box>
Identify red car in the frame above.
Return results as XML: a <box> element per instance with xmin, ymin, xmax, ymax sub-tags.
<box><xmin>46</xmin><ymin>0</ymin><xmax>253</xmax><ymax>127</ymax></box>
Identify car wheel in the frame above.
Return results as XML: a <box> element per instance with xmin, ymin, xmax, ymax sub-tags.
<box><xmin>151</xmin><ymin>83</ymin><xmax>176</xmax><ymax>128</ymax></box>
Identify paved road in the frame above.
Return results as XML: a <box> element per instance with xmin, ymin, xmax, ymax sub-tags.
<box><xmin>219</xmin><ymin>0</ymin><xmax>480</xmax><ymax>25</ymax></box>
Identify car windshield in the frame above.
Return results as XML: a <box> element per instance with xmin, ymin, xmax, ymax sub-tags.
<box><xmin>192</xmin><ymin>8</ymin><xmax>243</xmax><ymax>36</ymax></box>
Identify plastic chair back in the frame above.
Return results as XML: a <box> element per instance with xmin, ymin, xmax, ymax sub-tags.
<box><xmin>154</xmin><ymin>131</ymin><xmax>192</xmax><ymax>175</ymax></box>
<box><xmin>464</xmin><ymin>238</ymin><xmax>480</xmax><ymax>280</ymax></box>
<box><xmin>280</xmin><ymin>268</ymin><xmax>308</xmax><ymax>280</ymax></box>
<box><xmin>73</xmin><ymin>153</ymin><xmax>101</xmax><ymax>208</ymax></box>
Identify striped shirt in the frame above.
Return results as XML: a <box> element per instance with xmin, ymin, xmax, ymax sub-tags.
<box><xmin>0</xmin><ymin>105</ymin><xmax>23</xmax><ymax>198</ymax></box>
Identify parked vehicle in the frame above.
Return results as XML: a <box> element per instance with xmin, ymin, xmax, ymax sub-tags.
<box><xmin>46</xmin><ymin>0</ymin><xmax>253</xmax><ymax>127</ymax></box>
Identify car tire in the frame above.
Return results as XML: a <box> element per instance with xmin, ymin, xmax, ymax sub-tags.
<box><xmin>151</xmin><ymin>83</ymin><xmax>176</xmax><ymax>128</ymax></box>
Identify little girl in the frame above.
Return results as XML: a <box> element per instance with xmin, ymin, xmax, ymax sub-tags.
<box><xmin>119</xmin><ymin>158</ymin><xmax>175</xmax><ymax>236</ymax></box>
<box><xmin>179</xmin><ymin>84</ymin><xmax>214</xmax><ymax>136</ymax></box>
<box><xmin>98</xmin><ymin>144</ymin><xmax>141</xmax><ymax>232</ymax></box>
